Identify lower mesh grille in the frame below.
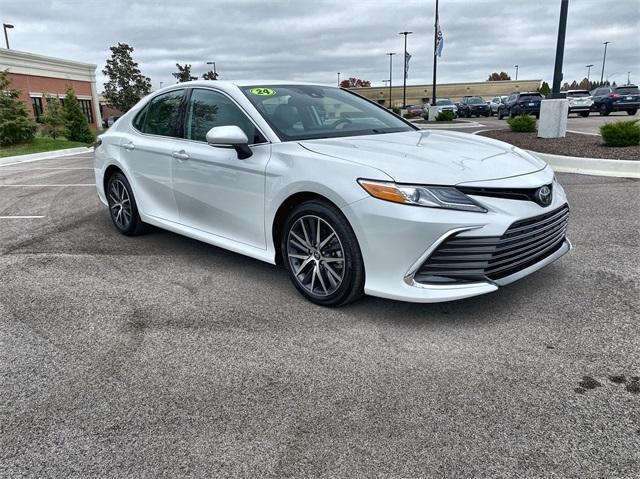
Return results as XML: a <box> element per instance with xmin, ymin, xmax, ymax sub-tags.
<box><xmin>415</xmin><ymin>204</ymin><xmax>569</xmax><ymax>284</ymax></box>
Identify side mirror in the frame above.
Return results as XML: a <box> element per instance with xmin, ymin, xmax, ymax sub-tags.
<box><xmin>205</xmin><ymin>125</ymin><xmax>252</xmax><ymax>159</ymax></box>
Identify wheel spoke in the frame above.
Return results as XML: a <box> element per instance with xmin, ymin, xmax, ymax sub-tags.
<box><xmin>290</xmin><ymin>238</ymin><xmax>309</xmax><ymax>253</ymax></box>
<box><xmin>288</xmin><ymin>253</ymin><xmax>308</xmax><ymax>260</ymax></box>
<box><xmin>295</xmin><ymin>256</ymin><xmax>314</xmax><ymax>276</ymax></box>
<box><xmin>310</xmin><ymin>265</ymin><xmax>317</xmax><ymax>292</ymax></box>
<box><xmin>322</xmin><ymin>257</ymin><xmax>344</xmax><ymax>263</ymax></box>
<box><xmin>316</xmin><ymin>266</ymin><xmax>328</xmax><ymax>294</ymax></box>
<box><xmin>316</xmin><ymin>218</ymin><xmax>321</xmax><ymax>247</ymax></box>
<box><xmin>318</xmin><ymin>231</ymin><xmax>335</xmax><ymax>250</ymax></box>
<box><xmin>324</xmin><ymin>262</ymin><xmax>342</xmax><ymax>283</ymax></box>
<box><xmin>290</xmin><ymin>231</ymin><xmax>310</xmax><ymax>249</ymax></box>
<box><xmin>300</xmin><ymin>218</ymin><xmax>311</xmax><ymax>246</ymax></box>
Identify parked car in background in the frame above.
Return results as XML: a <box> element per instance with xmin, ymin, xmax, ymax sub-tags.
<box><xmin>406</xmin><ymin>105</ymin><xmax>426</xmax><ymax>116</ymax></box>
<box><xmin>498</xmin><ymin>92</ymin><xmax>543</xmax><ymax>119</ymax></box>
<box><xmin>103</xmin><ymin>116</ymin><xmax>120</xmax><ymax>128</ymax></box>
<box><xmin>489</xmin><ymin>96</ymin><xmax>508</xmax><ymax>116</ymax></box>
<box><xmin>591</xmin><ymin>84</ymin><xmax>639</xmax><ymax>116</ymax></box>
<box><xmin>94</xmin><ymin>80</ymin><xmax>570</xmax><ymax>306</ymax></box>
<box><xmin>433</xmin><ymin>98</ymin><xmax>458</xmax><ymax>117</ymax></box>
<box><xmin>457</xmin><ymin>96</ymin><xmax>490</xmax><ymax>117</ymax></box>
<box><xmin>565</xmin><ymin>90</ymin><xmax>593</xmax><ymax>117</ymax></box>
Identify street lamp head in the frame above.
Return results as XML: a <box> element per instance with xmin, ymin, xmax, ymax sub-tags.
<box><xmin>586</xmin><ymin>64</ymin><xmax>594</xmax><ymax>67</ymax></box>
<box><xmin>398</xmin><ymin>31</ymin><xmax>413</xmax><ymax>35</ymax></box>
<box><xmin>3</xmin><ymin>24</ymin><xmax>14</xmax><ymax>29</ymax></box>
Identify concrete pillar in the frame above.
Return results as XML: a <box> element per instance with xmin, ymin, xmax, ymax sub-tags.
<box><xmin>538</xmin><ymin>99</ymin><xmax>569</xmax><ymax>138</ymax></box>
<box><xmin>90</xmin><ymin>80</ymin><xmax>103</xmax><ymax>130</ymax></box>
<box><xmin>428</xmin><ymin>105</ymin><xmax>439</xmax><ymax>121</ymax></box>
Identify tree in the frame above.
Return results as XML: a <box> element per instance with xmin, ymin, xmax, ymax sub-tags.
<box><xmin>202</xmin><ymin>70</ymin><xmax>219</xmax><ymax>80</ymax></box>
<box><xmin>487</xmin><ymin>72</ymin><xmax>511</xmax><ymax>81</ymax></box>
<box><xmin>0</xmin><ymin>70</ymin><xmax>37</xmax><ymax>146</ymax></box>
<box><xmin>102</xmin><ymin>42</ymin><xmax>152</xmax><ymax>113</ymax></box>
<box><xmin>340</xmin><ymin>77</ymin><xmax>371</xmax><ymax>88</ymax></box>
<box><xmin>63</xmin><ymin>88</ymin><xmax>94</xmax><ymax>143</ymax></box>
<box><xmin>173</xmin><ymin>63</ymin><xmax>197</xmax><ymax>83</ymax></box>
<box><xmin>538</xmin><ymin>81</ymin><xmax>551</xmax><ymax>96</ymax></box>
<box><xmin>41</xmin><ymin>95</ymin><xmax>65</xmax><ymax>139</ymax></box>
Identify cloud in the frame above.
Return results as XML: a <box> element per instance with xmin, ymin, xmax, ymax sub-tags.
<box><xmin>3</xmin><ymin>0</ymin><xmax>639</xmax><ymax>90</ymax></box>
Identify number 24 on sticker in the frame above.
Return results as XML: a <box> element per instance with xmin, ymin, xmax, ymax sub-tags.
<box><xmin>250</xmin><ymin>88</ymin><xmax>276</xmax><ymax>96</ymax></box>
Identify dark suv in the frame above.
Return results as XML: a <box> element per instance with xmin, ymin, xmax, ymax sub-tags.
<box><xmin>591</xmin><ymin>84</ymin><xmax>639</xmax><ymax>116</ymax></box>
<box><xmin>457</xmin><ymin>96</ymin><xmax>490</xmax><ymax>118</ymax></box>
<box><xmin>498</xmin><ymin>92</ymin><xmax>543</xmax><ymax>119</ymax></box>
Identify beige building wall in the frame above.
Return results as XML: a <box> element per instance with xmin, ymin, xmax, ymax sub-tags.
<box><xmin>352</xmin><ymin>79</ymin><xmax>542</xmax><ymax>107</ymax></box>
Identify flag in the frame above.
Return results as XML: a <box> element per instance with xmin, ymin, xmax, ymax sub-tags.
<box><xmin>404</xmin><ymin>51</ymin><xmax>412</xmax><ymax>78</ymax></box>
<box><xmin>435</xmin><ymin>22</ymin><xmax>444</xmax><ymax>57</ymax></box>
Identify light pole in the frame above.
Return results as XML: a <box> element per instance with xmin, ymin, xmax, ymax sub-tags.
<box><xmin>514</xmin><ymin>64</ymin><xmax>519</xmax><ymax>81</ymax></box>
<box><xmin>3</xmin><ymin>23</ymin><xmax>14</xmax><ymax>49</ymax></box>
<box><xmin>398</xmin><ymin>31</ymin><xmax>412</xmax><ymax>108</ymax></box>
<box><xmin>159</xmin><ymin>81</ymin><xmax>164</xmax><ymax>89</ymax></box>
<box><xmin>206</xmin><ymin>61</ymin><xmax>217</xmax><ymax>78</ymax></box>
<box><xmin>386</xmin><ymin>53</ymin><xmax>395</xmax><ymax>109</ymax></box>
<box><xmin>585</xmin><ymin>64</ymin><xmax>594</xmax><ymax>86</ymax></box>
<box><xmin>628</xmin><ymin>71</ymin><xmax>631</xmax><ymax>84</ymax></box>
<box><xmin>600</xmin><ymin>41</ymin><xmax>610</xmax><ymax>84</ymax></box>
<box><xmin>337</xmin><ymin>72</ymin><xmax>340</xmax><ymax>87</ymax></box>
<box><xmin>550</xmin><ymin>0</ymin><xmax>569</xmax><ymax>97</ymax></box>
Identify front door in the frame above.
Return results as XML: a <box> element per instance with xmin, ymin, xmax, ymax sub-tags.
<box><xmin>171</xmin><ymin>88</ymin><xmax>271</xmax><ymax>249</ymax></box>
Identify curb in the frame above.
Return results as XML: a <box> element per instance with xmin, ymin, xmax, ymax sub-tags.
<box><xmin>0</xmin><ymin>147</ymin><xmax>93</xmax><ymax>167</ymax></box>
<box><xmin>527</xmin><ymin>150</ymin><xmax>640</xmax><ymax>179</ymax></box>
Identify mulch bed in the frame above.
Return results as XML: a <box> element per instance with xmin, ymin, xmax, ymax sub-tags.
<box><xmin>478</xmin><ymin>130</ymin><xmax>639</xmax><ymax>161</ymax></box>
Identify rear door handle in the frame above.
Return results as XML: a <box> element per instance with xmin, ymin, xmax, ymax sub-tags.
<box><xmin>172</xmin><ymin>150</ymin><xmax>190</xmax><ymax>161</ymax></box>
<box><xmin>123</xmin><ymin>141</ymin><xmax>135</xmax><ymax>151</ymax></box>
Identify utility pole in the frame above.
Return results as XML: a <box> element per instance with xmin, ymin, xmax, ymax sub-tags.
<box><xmin>600</xmin><ymin>41</ymin><xmax>610</xmax><ymax>84</ymax></box>
<box><xmin>627</xmin><ymin>71</ymin><xmax>631</xmax><ymax>84</ymax></box>
<box><xmin>514</xmin><ymin>64</ymin><xmax>519</xmax><ymax>81</ymax></box>
<box><xmin>386</xmin><ymin>53</ymin><xmax>396</xmax><ymax>109</ymax></box>
<box><xmin>337</xmin><ymin>72</ymin><xmax>341</xmax><ymax>87</ymax></box>
<box><xmin>431</xmin><ymin>0</ymin><xmax>439</xmax><ymax>106</ymax></box>
<box><xmin>550</xmin><ymin>0</ymin><xmax>569</xmax><ymax>97</ymax></box>
<box><xmin>398</xmin><ymin>31</ymin><xmax>412</xmax><ymax>108</ymax></box>
<box><xmin>585</xmin><ymin>64</ymin><xmax>594</xmax><ymax>86</ymax></box>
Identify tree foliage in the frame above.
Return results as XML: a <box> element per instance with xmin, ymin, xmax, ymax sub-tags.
<box><xmin>202</xmin><ymin>70</ymin><xmax>219</xmax><ymax>80</ymax></box>
<box><xmin>173</xmin><ymin>63</ymin><xmax>197</xmax><ymax>83</ymax></box>
<box><xmin>487</xmin><ymin>72</ymin><xmax>511</xmax><ymax>81</ymax></box>
<box><xmin>0</xmin><ymin>70</ymin><xmax>37</xmax><ymax>146</ymax></box>
<box><xmin>63</xmin><ymin>88</ymin><xmax>94</xmax><ymax>143</ymax></box>
<box><xmin>538</xmin><ymin>81</ymin><xmax>551</xmax><ymax>96</ymax></box>
<box><xmin>41</xmin><ymin>95</ymin><xmax>65</xmax><ymax>139</ymax></box>
<box><xmin>102</xmin><ymin>42</ymin><xmax>152</xmax><ymax>113</ymax></box>
<box><xmin>340</xmin><ymin>78</ymin><xmax>371</xmax><ymax>88</ymax></box>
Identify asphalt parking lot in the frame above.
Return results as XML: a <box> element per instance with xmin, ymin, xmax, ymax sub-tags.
<box><xmin>1</xmin><ymin>152</ymin><xmax>639</xmax><ymax>478</ymax></box>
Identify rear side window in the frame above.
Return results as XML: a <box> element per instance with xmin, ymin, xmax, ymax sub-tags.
<box><xmin>141</xmin><ymin>90</ymin><xmax>184</xmax><ymax>137</ymax></box>
<box><xmin>185</xmin><ymin>88</ymin><xmax>265</xmax><ymax>144</ymax></box>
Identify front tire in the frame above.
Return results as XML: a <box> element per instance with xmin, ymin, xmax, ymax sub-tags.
<box><xmin>599</xmin><ymin>104</ymin><xmax>610</xmax><ymax>116</ymax></box>
<box><xmin>106</xmin><ymin>172</ymin><xmax>147</xmax><ymax>236</ymax></box>
<box><xmin>281</xmin><ymin>201</ymin><xmax>364</xmax><ymax>306</ymax></box>
<box><xmin>627</xmin><ymin>109</ymin><xmax>637</xmax><ymax>116</ymax></box>
<box><xmin>580</xmin><ymin>111</ymin><xmax>590</xmax><ymax>117</ymax></box>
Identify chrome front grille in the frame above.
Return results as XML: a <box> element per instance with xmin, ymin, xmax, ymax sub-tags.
<box><xmin>415</xmin><ymin>204</ymin><xmax>570</xmax><ymax>284</ymax></box>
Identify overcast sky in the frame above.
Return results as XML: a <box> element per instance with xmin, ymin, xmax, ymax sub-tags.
<box><xmin>3</xmin><ymin>0</ymin><xmax>639</xmax><ymax>90</ymax></box>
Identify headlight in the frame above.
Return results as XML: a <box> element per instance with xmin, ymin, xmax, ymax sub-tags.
<box><xmin>358</xmin><ymin>179</ymin><xmax>487</xmax><ymax>213</ymax></box>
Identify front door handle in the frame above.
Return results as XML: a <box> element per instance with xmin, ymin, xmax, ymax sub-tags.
<box><xmin>123</xmin><ymin>141</ymin><xmax>135</xmax><ymax>151</ymax></box>
<box><xmin>172</xmin><ymin>150</ymin><xmax>190</xmax><ymax>161</ymax></box>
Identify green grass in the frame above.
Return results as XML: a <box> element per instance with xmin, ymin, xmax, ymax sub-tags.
<box><xmin>0</xmin><ymin>136</ymin><xmax>91</xmax><ymax>158</ymax></box>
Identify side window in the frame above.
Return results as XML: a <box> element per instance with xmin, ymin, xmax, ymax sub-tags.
<box><xmin>142</xmin><ymin>90</ymin><xmax>184</xmax><ymax>137</ymax></box>
<box><xmin>185</xmin><ymin>89</ymin><xmax>264</xmax><ymax>144</ymax></box>
<box><xmin>132</xmin><ymin>105</ymin><xmax>148</xmax><ymax>131</ymax></box>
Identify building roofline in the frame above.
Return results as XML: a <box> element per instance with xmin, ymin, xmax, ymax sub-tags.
<box><xmin>0</xmin><ymin>48</ymin><xmax>97</xmax><ymax>82</ymax></box>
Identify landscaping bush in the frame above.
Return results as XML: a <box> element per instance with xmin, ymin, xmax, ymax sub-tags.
<box><xmin>42</xmin><ymin>95</ymin><xmax>65</xmax><ymax>139</ymax></box>
<box><xmin>0</xmin><ymin>70</ymin><xmax>37</xmax><ymax>146</ymax></box>
<box><xmin>436</xmin><ymin>110</ymin><xmax>456</xmax><ymax>122</ymax></box>
<box><xmin>403</xmin><ymin>112</ymin><xmax>415</xmax><ymax>119</ymax></box>
<box><xmin>392</xmin><ymin>107</ymin><xmax>400</xmax><ymax>114</ymax></box>
<box><xmin>507</xmin><ymin>114</ymin><xmax>536</xmax><ymax>133</ymax></box>
<box><xmin>63</xmin><ymin>88</ymin><xmax>95</xmax><ymax>143</ymax></box>
<box><xmin>600</xmin><ymin>120</ymin><xmax>640</xmax><ymax>147</ymax></box>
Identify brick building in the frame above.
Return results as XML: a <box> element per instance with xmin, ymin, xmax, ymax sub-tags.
<box><xmin>0</xmin><ymin>48</ymin><xmax>102</xmax><ymax>128</ymax></box>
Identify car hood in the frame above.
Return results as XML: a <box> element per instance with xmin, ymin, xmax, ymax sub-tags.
<box><xmin>299</xmin><ymin>130</ymin><xmax>546</xmax><ymax>185</ymax></box>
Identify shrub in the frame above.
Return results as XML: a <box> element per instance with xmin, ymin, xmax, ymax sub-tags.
<box><xmin>403</xmin><ymin>112</ymin><xmax>415</xmax><ymax>119</ymax></box>
<box><xmin>600</xmin><ymin>120</ymin><xmax>640</xmax><ymax>147</ymax></box>
<box><xmin>507</xmin><ymin>114</ymin><xmax>536</xmax><ymax>133</ymax></box>
<box><xmin>63</xmin><ymin>88</ymin><xmax>95</xmax><ymax>143</ymax></box>
<box><xmin>436</xmin><ymin>110</ymin><xmax>456</xmax><ymax>122</ymax></box>
<box><xmin>392</xmin><ymin>107</ymin><xmax>400</xmax><ymax>114</ymax></box>
<box><xmin>41</xmin><ymin>95</ymin><xmax>65</xmax><ymax>139</ymax></box>
<box><xmin>0</xmin><ymin>70</ymin><xmax>37</xmax><ymax>146</ymax></box>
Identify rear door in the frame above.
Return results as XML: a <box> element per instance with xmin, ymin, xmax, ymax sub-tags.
<box><xmin>122</xmin><ymin>89</ymin><xmax>185</xmax><ymax>222</ymax></box>
<box><xmin>171</xmin><ymin>88</ymin><xmax>271</xmax><ymax>248</ymax></box>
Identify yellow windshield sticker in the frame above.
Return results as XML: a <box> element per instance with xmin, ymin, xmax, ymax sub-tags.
<box><xmin>250</xmin><ymin>87</ymin><xmax>276</xmax><ymax>96</ymax></box>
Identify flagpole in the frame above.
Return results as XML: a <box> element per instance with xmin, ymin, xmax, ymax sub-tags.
<box><xmin>399</xmin><ymin>31</ymin><xmax>412</xmax><ymax>108</ymax></box>
<box><xmin>432</xmin><ymin>0</ymin><xmax>439</xmax><ymax>106</ymax></box>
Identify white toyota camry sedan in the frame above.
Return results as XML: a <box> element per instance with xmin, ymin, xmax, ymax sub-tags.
<box><xmin>94</xmin><ymin>81</ymin><xmax>570</xmax><ymax>306</ymax></box>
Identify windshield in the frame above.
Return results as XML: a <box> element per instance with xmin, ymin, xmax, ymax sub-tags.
<box><xmin>240</xmin><ymin>85</ymin><xmax>414</xmax><ymax>141</ymax></box>
<box><xmin>467</xmin><ymin>97</ymin><xmax>484</xmax><ymax>104</ymax></box>
<box><xmin>567</xmin><ymin>91</ymin><xmax>590</xmax><ymax>97</ymax></box>
<box><xmin>436</xmin><ymin>99</ymin><xmax>453</xmax><ymax>105</ymax></box>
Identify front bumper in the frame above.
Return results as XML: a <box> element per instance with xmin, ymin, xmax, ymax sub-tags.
<box><xmin>341</xmin><ymin>167</ymin><xmax>570</xmax><ymax>303</ymax></box>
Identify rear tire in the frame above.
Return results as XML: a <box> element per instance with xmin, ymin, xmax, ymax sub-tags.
<box><xmin>106</xmin><ymin>172</ymin><xmax>148</xmax><ymax>236</ymax></box>
<box><xmin>498</xmin><ymin>110</ymin><xmax>504</xmax><ymax>120</ymax></box>
<box><xmin>281</xmin><ymin>200</ymin><xmax>364</xmax><ymax>307</ymax></box>
<box><xmin>580</xmin><ymin>111</ymin><xmax>590</xmax><ymax>117</ymax></box>
<box><xmin>599</xmin><ymin>104</ymin><xmax>610</xmax><ymax>116</ymax></box>
<box><xmin>627</xmin><ymin>109</ymin><xmax>637</xmax><ymax>116</ymax></box>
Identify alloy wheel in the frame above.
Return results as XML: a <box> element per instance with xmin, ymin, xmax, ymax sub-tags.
<box><xmin>108</xmin><ymin>179</ymin><xmax>133</xmax><ymax>230</ymax></box>
<box><xmin>286</xmin><ymin>215</ymin><xmax>345</xmax><ymax>297</ymax></box>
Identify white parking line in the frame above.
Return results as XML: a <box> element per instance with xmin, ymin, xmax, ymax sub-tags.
<box><xmin>0</xmin><ymin>215</ymin><xmax>45</xmax><ymax>219</ymax></box>
<box><xmin>0</xmin><ymin>184</ymin><xmax>95</xmax><ymax>187</ymax></box>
